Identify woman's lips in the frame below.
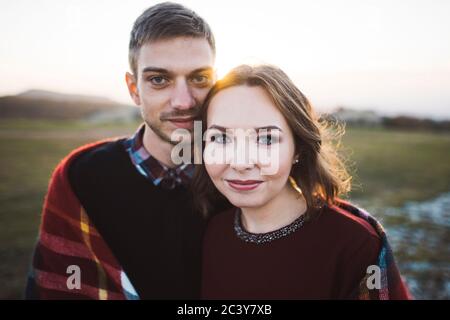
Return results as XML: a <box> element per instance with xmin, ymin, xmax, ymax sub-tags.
<box><xmin>225</xmin><ymin>179</ymin><xmax>263</xmax><ymax>191</ymax></box>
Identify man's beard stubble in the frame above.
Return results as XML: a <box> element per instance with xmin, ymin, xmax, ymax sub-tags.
<box><xmin>145</xmin><ymin>120</ymin><xmax>177</xmax><ymax>145</ymax></box>
<box><xmin>142</xmin><ymin>107</ymin><xmax>200</xmax><ymax>146</ymax></box>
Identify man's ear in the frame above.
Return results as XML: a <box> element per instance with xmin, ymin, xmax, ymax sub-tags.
<box><xmin>125</xmin><ymin>72</ymin><xmax>141</xmax><ymax>106</ymax></box>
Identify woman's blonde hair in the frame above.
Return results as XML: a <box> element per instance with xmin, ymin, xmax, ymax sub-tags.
<box><xmin>191</xmin><ymin>64</ymin><xmax>351</xmax><ymax>217</ymax></box>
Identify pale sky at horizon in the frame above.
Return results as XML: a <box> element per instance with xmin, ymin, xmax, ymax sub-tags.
<box><xmin>1</xmin><ymin>0</ymin><xmax>449</xmax><ymax>119</ymax></box>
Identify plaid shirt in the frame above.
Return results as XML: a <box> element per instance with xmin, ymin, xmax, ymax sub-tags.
<box><xmin>123</xmin><ymin>124</ymin><xmax>194</xmax><ymax>190</ymax></box>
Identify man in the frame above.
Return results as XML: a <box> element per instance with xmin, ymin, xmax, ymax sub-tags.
<box><xmin>26</xmin><ymin>2</ymin><xmax>228</xmax><ymax>299</ymax></box>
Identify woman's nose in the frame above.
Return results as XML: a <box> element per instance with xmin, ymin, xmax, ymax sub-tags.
<box><xmin>229</xmin><ymin>137</ymin><xmax>256</xmax><ymax>171</ymax></box>
<box><xmin>230</xmin><ymin>160</ymin><xmax>254</xmax><ymax>172</ymax></box>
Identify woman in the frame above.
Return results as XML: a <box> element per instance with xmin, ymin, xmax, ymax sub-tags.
<box><xmin>192</xmin><ymin>64</ymin><xmax>411</xmax><ymax>299</ymax></box>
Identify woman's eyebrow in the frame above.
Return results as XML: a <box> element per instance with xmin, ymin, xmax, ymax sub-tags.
<box><xmin>208</xmin><ymin>125</ymin><xmax>282</xmax><ymax>132</ymax></box>
<box><xmin>255</xmin><ymin>126</ymin><xmax>282</xmax><ymax>132</ymax></box>
<box><xmin>208</xmin><ymin>125</ymin><xmax>227</xmax><ymax>132</ymax></box>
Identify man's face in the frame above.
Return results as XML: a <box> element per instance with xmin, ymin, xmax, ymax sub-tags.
<box><xmin>127</xmin><ymin>37</ymin><xmax>215</xmax><ymax>144</ymax></box>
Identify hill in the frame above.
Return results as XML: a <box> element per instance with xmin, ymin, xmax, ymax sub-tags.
<box><xmin>0</xmin><ymin>89</ymin><xmax>136</xmax><ymax>120</ymax></box>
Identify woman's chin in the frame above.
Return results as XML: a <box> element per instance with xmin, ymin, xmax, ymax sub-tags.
<box><xmin>226</xmin><ymin>195</ymin><xmax>265</xmax><ymax>209</ymax></box>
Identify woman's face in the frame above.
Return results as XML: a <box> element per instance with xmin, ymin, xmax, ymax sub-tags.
<box><xmin>204</xmin><ymin>85</ymin><xmax>297</xmax><ymax>209</ymax></box>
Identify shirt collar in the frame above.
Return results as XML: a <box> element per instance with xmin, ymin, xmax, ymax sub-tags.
<box><xmin>123</xmin><ymin>124</ymin><xmax>194</xmax><ymax>189</ymax></box>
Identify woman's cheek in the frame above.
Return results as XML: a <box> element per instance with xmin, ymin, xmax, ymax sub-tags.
<box><xmin>203</xmin><ymin>141</ymin><xmax>232</xmax><ymax>167</ymax></box>
<box><xmin>205</xmin><ymin>162</ymin><xmax>226</xmax><ymax>186</ymax></box>
<box><xmin>258</xmin><ymin>144</ymin><xmax>280</xmax><ymax>176</ymax></box>
<box><xmin>258</xmin><ymin>142</ymin><xmax>293</xmax><ymax>177</ymax></box>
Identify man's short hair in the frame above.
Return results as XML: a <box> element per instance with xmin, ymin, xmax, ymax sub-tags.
<box><xmin>128</xmin><ymin>2</ymin><xmax>216</xmax><ymax>76</ymax></box>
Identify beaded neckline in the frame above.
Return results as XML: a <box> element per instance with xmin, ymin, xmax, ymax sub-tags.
<box><xmin>233</xmin><ymin>209</ymin><xmax>307</xmax><ymax>245</ymax></box>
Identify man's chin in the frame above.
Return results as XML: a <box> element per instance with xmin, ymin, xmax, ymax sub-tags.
<box><xmin>169</xmin><ymin>130</ymin><xmax>194</xmax><ymax>145</ymax></box>
<box><xmin>162</xmin><ymin>128</ymin><xmax>194</xmax><ymax>145</ymax></box>
<box><xmin>146</xmin><ymin>122</ymin><xmax>193</xmax><ymax>145</ymax></box>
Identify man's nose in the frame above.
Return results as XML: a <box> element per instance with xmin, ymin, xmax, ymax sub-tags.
<box><xmin>171</xmin><ymin>80</ymin><xmax>196</xmax><ymax>110</ymax></box>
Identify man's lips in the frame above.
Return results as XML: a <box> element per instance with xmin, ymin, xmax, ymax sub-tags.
<box><xmin>225</xmin><ymin>179</ymin><xmax>264</xmax><ymax>191</ymax></box>
<box><xmin>167</xmin><ymin>117</ymin><xmax>196</xmax><ymax>129</ymax></box>
<box><xmin>168</xmin><ymin>117</ymin><xmax>196</xmax><ymax>121</ymax></box>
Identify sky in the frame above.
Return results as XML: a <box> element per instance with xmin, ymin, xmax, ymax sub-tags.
<box><xmin>1</xmin><ymin>0</ymin><xmax>449</xmax><ymax>119</ymax></box>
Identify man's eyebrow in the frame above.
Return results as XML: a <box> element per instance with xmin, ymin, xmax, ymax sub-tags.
<box><xmin>141</xmin><ymin>67</ymin><xmax>171</xmax><ymax>74</ymax></box>
<box><xmin>141</xmin><ymin>66</ymin><xmax>214</xmax><ymax>75</ymax></box>
<box><xmin>189</xmin><ymin>67</ymin><xmax>214</xmax><ymax>75</ymax></box>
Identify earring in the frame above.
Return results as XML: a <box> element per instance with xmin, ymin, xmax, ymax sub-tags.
<box><xmin>293</xmin><ymin>159</ymin><xmax>299</xmax><ymax>164</ymax></box>
<box><xmin>288</xmin><ymin>176</ymin><xmax>303</xmax><ymax>196</ymax></box>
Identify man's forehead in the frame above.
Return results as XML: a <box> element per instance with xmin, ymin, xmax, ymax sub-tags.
<box><xmin>137</xmin><ymin>37</ymin><xmax>214</xmax><ymax>75</ymax></box>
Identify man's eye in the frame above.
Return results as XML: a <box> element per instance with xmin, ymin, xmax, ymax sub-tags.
<box><xmin>148</xmin><ymin>76</ymin><xmax>168</xmax><ymax>86</ymax></box>
<box><xmin>257</xmin><ymin>134</ymin><xmax>278</xmax><ymax>145</ymax></box>
<box><xmin>191</xmin><ymin>75</ymin><xmax>209</xmax><ymax>86</ymax></box>
<box><xmin>211</xmin><ymin>133</ymin><xmax>230</xmax><ymax>144</ymax></box>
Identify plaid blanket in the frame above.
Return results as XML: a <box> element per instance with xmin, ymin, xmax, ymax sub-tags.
<box><xmin>25</xmin><ymin>139</ymin><xmax>411</xmax><ymax>299</ymax></box>
<box><xmin>26</xmin><ymin>139</ymin><xmax>139</xmax><ymax>300</ymax></box>
<box><xmin>333</xmin><ymin>199</ymin><xmax>413</xmax><ymax>299</ymax></box>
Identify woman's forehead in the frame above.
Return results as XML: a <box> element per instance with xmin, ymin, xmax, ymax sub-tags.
<box><xmin>207</xmin><ymin>86</ymin><xmax>288</xmax><ymax>128</ymax></box>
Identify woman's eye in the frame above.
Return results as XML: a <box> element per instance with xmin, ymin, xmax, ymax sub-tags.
<box><xmin>211</xmin><ymin>133</ymin><xmax>230</xmax><ymax>144</ymax></box>
<box><xmin>148</xmin><ymin>76</ymin><xmax>168</xmax><ymax>86</ymax></box>
<box><xmin>257</xmin><ymin>134</ymin><xmax>278</xmax><ymax>145</ymax></box>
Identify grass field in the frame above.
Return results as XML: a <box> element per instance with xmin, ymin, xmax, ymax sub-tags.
<box><xmin>0</xmin><ymin>119</ymin><xmax>449</xmax><ymax>299</ymax></box>
<box><xmin>341</xmin><ymin>126</ymin><xmax>450</xmax><ymax>206</ymax></box>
